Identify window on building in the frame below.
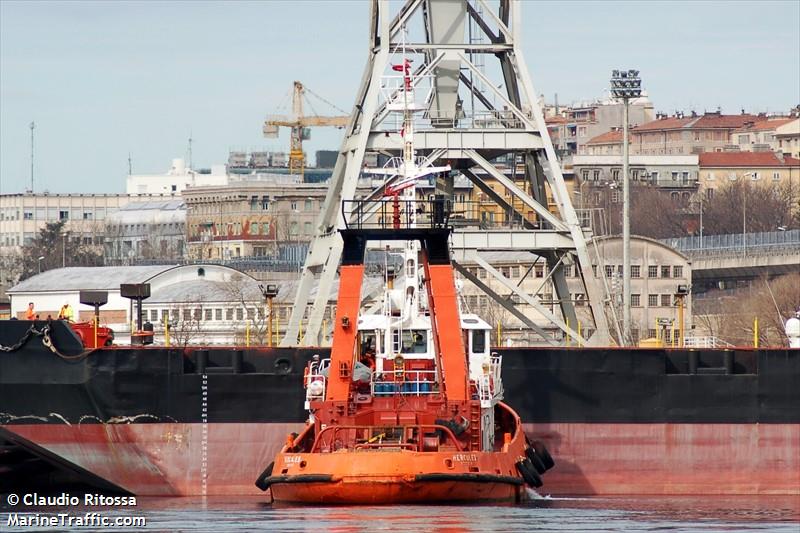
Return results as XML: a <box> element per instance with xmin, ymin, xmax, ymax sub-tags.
<box><xmin>574</xmin><ymin>293</ymin><xmax>585</xmax><ymax>306</ymax></box>
<box><xmin>304</xmin><ymin>221</ymin><xmax>312</xmax><ymax>234</ymax></box>
<box><xmin>290</xmin><ymin>221</ymin><xmax>298</xmax><ymax>234</ymax></box>
<box><xmin>59</xmin><ymin>210</ymin><xmax>69</xmax><ymax>220</ymax></box>
<box><xmin>150</xmin><ymin>310</ymin><xmax>158</xmax><ymax>321</ymax></box>
<box><xmin>648</xmin><ymin>294</ymin><xmax>658</xmax><ymax>307</ymax></box>
<box><xmin>650</xmin><ymin>171</ymin><xmax>659</xmax><ymax>181</ymax></box>
<box><xmin>510</xmin><ymin>266</ymin><xmax>520</xmax><ymax>278</ymax></box>
<box><xmin>215</xmin><ymin>309</ymin><xmax>222</xmax><ymax>321</ymax></box>
<box><xmin>706</xmin><ymin>188</ymin><xmax>715</xmax><ymax>200</ymax></box>
<box><xmin>673</xmin><ymin>265</ymin><xmax>683</xmax><ymax>278</ymax></box>
<box><xmin>23</xmin><ymin>211</ymin><xmax>33</xmax><ymax>220</ymax></box>
<box><xmin>226</xmin><ymin>308</ymin><xmax>234</xmax><ymax>320</ymax></box>
<box><xmin>751</xmin><ymin>172</ymin><xmax>760</xmax><ymax>181</ymax></box>
<box><xmin>592</xmin><ymin>265</ymin><xmax>598</xmax><ymax>277</ymax></box>
<box><xmin>661</xmin><ymin>294</ymin><xmax>672</xmax><ymax>307</ymax></box>
<box><xmin>631</xmin><ymin>294</ymin><xmax>640</xmax><ymax>307</ymax></box>
<box><xmin>236</xmin><ymin>308</ymin><xmax>244</xmax><ymax>320</ymax></box>
<box><xmin>604</xmin><ymin>265</ymin><xmax>614</xmax><ymax>278</ymax></box>
<box><xmin>661</xmin><ymin>265</ymin><xmax>671</xmax><ymax>278</ymax></box>
<box><xmin>648</xmin><ymin>328</ymin><xmax>657</xmax><ymax>339</ymax></box>
<box><xmin>592</xmin><ymin>170</ymin><xmax>600</xmax><ymax>181</ymax></box>
<box><xmin>500</xmin><ymin>266</ymin><xmax>510</xmax><ymax>278</ymax></box>
<box><xmin>535</xmin><ymin>265</ymin><xmax>544</xmax><ymax>278</ymax></box>
<box><xmin>738</xmin><ymin>134</ymin><xmax>750</xmax><ymax>144</ymax></box>
<box><xmin>611</xmin><ymin>190</ymin><xmax>621</xmax><ymax>203</ymax></box>
<box><xmin>304</xmin><ymin>199</ymin><xmax>313</xmax><ymax>211</ymax></box>
<box><xmin>183</xmin><ymin>309</ymin><xmax>192</xmax><ymax>321</ymax></box>
<box><xmin>671</xmin><ymin>171</ymin><xmax>679</xmax><ymax>181</ymax></box>
<box><xmin>682</xmin><ymin>171</ymin><xmax>690</xmax><ymax>182</ymax></box>
<box><xmin>290</xmin><ymin>201</ymin><xmax>298</xmax><ymax>211</ymax></box>
<box><xmin>631</xmin><ymin>265</ymin><xmax>641</xmax><ymax>278</ymax></box>
<box><xmin>773</xmin><ymin>172</ymin><xmax>780</xmax><ymax>181</ymax></box>
<box><xmin>707</xmin><ymin>172</ymin><xmax>715</xmax><ymax>181</ymax></box>
<box><xmin>582</xmin><ymin>169</ymin><xmax>589</xmax><ymax>180</ymax></box>
<box><xmin>204</xmin><ymin>309</ymin><xmax>212</xmax><ymax>321</ymax></box>
<box><xmin>479</xmin><ymin>268</ymin><xmax>487</xmax><ymax>279</ymax></box>
<box><xmin>648</xmin><ymin>265</ymin><xmax>658</xmax><ymax>278</ymax></box>
<box><xmin>611</xmin><ymin>169</ymin><xmax>620</xmax><ymax>181</ymax></box>
<box><xmin>728</xmin><ymin>172</ymin><xmax>737</xmax><ymax>181</ymax></box>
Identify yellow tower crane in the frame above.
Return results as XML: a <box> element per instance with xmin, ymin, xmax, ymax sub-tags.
<box><xmin>263</xmin><ymin>81</ymin><xmax>349</xmax><ymax>178</ymax></box>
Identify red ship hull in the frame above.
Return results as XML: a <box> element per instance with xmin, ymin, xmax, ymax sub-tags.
<box><xmin>4</xmin><ymin>421</ymin><xmax>798</xmax><ymax>496</ymax></box>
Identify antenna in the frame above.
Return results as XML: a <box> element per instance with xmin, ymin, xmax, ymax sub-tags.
<box><xmin>188</xmin><ymin>132</ymin><xmax>193</xmax><ymax>171</ymax></box>
<box><xmin>128</xmin><ymin>152</ymin><xmax>132</xmax><ymax>175</ymax></box>
<box><xmin>29</xmin><ymin>121</ymin><xmax>35</xmax><ymax>192</ymax></box>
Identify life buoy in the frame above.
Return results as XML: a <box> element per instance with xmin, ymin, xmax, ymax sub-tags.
<box><xmin>515</xmin><ymin>459</ymin><xmax>543</xmax><ymax>488</ymax></box>
<box><xmin>532</xmin><ymin>440</ymin><xmax>555</xmax><ymax>471</ymax></box>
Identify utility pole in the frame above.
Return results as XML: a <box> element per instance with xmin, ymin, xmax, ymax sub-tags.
<box><xmin>611</xmin><ymin>69</ymin><xmax>642</xmax><ymax>346</ymax></box>
<box><xmin>30</xmin><ymin>121</ymin><xmax>35</xmax><ymax>192</ymax></box>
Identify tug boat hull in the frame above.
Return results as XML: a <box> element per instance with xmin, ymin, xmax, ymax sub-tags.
<box><xmin>265</xmin><ymin>444</ymin><xmax>528</xmax><ymax>504</ymax></box>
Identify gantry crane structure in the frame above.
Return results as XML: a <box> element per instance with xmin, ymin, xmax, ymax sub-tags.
<box><xmin>263</xmin><ymin>81</ymin><xmax>349</xmax><ymax>178</ymax></box>
<box><xmin>282</xmin><ymin>0</ymin><xmax>613</xmax><ymax>347</ymax></box>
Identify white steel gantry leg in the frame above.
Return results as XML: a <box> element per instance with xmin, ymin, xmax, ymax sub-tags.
<box><xmin>284</xmin><ymin>0</ymin><xmax>611</xmax><ymax>347</ymax></box>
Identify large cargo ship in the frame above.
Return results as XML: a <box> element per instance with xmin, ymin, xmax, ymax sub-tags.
<box><xmin>1</xmin><ymin>320</ymin><xmax>797</xmax><ymax>497</ymax></box>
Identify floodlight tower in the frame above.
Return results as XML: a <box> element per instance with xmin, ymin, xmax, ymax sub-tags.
<box><xmin>610</xmin><ymin>69</ymin><xmax>642</xmax><ymax>346</ymax></box>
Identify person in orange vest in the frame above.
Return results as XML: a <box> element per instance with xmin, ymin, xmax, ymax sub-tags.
<box><xmin>24</xmin><ymin>302</ymin><xmax>36</xmax><ymax>320</ymax></box>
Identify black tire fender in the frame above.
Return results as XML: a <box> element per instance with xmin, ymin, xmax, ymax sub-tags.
<box><xmin>515</xmin><ymin>459</ymin><xmax>543</xmax><ymax>488</ymax></box>
<box><xmin>532</xmin><ymin>440</ymin><xmax>555</xmax><ymax>471</ymax></box>
<box><xmin>525</xmin><ymin>447</ymin><xmax>547</xmax><ymax>474</ymax></box>
<box><xmin>254</xmin><ymin>461</ymin><xmax>275</xmax><ymax>491</ymax></box>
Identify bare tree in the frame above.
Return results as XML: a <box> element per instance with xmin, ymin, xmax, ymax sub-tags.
<box><xmin>166</xmin><ymin>298</ymin><xmax>205</xmax><ymax>347</ymax></box>
<box><xmin>703</xmin><ymin>180</ymin><xmax>797</xmax><ymax>235</ymax></box>
<box><xmin>693</xmin><ymin>273</ymin><xmax>800</xmax><ymax>346</ymax></box>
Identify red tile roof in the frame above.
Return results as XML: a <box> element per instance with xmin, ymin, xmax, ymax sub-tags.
<box><xmin>586</xmin><ymin>130</ymin><xmax>623</xmax><ymax>144</ymax></box>
<box><xmin>699</xmin><ymin>152</ymin><xmax>800</xmax><ymax>167</ymax></box>
<box><xmin>633</xmin><ymin>116</ymin><xmax>694</xmax><ymax>131</ymax></box>
<box><xmin>691</xmin><ymin>113</ymin><xmax>760</xmax><ymax>129</ymax></box>
<box><xmin>545</xmin><ymin>115</ymin><xmax>568</xmax><ymax>124</ymax></box>
<box><xmin>633</xmin><ymin>113</ymin><xmax>761</xmax><ymax>132</ymax></box>
<box><xmin>733</xmin><ymin>118</ymin><xmax>795</xmax><ymax>132</ymax></box>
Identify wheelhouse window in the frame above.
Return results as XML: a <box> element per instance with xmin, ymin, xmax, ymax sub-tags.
<box><xmin>471</xmin><ymin>330</ymin><xmax>486</xmax><ymax>354</ymax></box>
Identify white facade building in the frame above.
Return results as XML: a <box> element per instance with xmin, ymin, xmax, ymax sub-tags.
<box><xmin>126</xmin><ymin>159</ymin><xmax>229</xmax><ymax>195</ymax></box>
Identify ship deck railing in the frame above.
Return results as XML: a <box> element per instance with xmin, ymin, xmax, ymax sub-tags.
<box><xmin>372</xmin><ymin>370</ymin><xmax>437</xmax><ymax>396</ymax></box>
<box><xmin>311</xmin><ymin>424</ymin><xmax>463</xmax><ymax>453</ymax></box>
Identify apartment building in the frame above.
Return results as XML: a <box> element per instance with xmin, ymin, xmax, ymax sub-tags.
<box><xmin>775</xmin><ymin>119</ymin><xmax>800</xmax><ymax>158</ymax></box>
<box><xmin>698</xmin><ymin>151</ymin><xmax>800</xmax><ymax>199</ymax></box>
<box><xmin>630</xmin><ymin>111</ymin><xmax>760</xmax><ymax>155</ymax></box>
<box><xmin>731</xmin><ymin>118</ymin><xmax>796</xmax><ymax>153</ymax></box>
<box><xmin>545</xmin><ymin>97</ymin><xmax>654</xmax><ymax>157</ymax></box>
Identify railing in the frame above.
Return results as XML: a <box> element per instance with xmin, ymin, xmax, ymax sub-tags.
<box><xmin>343</xmin><ymin>198</ymin><xmax>452</xmax><ymax>230</ymax></box>
<box><xmin>310</xmin><ymin>424</ymin><xmax>463</xmax><ymax>453</ymax></box>
<box><xmin>476</xmin><ymin>354</ymin><xmax>503</xmax><ymax>407</ymax></box>
<box><xmin>663</xmin><ymin>230</ymin><xmax>800</xmax><ymax>255</ymax></box>
<box><xmin>682</xmin><ymin>336</ymin><xmax>734</xmax><ymax>349</ymax></box>
<box><xmin>372</xmin><ymin>370</ymin><xmax>437</xmax><ymax>396</ymax></box>
<box><xmin>304</xmin><ymin>358</ymin><xmax>329</xmax><ymax>409</ymax></box>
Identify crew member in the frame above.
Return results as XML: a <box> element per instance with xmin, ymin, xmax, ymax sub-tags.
<box><xmin>58</xmin><ymin>302</ymin><xmax>74</xmax><ymax>321</ymax></box>
<box><xmin>24</xmin><ymin>302</ymin><xmax>35</xmax><ymax>320</ymax></box>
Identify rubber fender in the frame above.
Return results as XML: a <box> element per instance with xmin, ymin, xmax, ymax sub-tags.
<box><xmin>254</xmin><ymin>461</ymin><xmax>275</xmax><ymax>491</ymax></box>
<box><xmin>515</xmin><ymin>459</ymin><xmax>543</xmax><ymax>488</ymax></box>
<box><xmin>525</xmin><ymin>447</ymin><xmax>547</xmax><ymax>474</ymax></box>
<box><xmin>531</xmin><ymin>440</ymin><xmax>555</xmax><ymax>471</ymax></box>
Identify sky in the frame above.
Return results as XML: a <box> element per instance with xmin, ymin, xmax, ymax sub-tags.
<box><xmin>1</xmin><ymin>0</ymin><xmax>798</xmax><ymax>194</ymax></box>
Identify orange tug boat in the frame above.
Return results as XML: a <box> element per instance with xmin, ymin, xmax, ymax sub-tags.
<box><xmin>255</xmin><ymin>220</ymin><xmax>554</xmax><ymax>504</ymax></box>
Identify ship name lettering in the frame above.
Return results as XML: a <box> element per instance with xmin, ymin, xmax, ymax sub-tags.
<box><xmin>452</xmin><ymin>453</ymin><xmax>478</xmax><ymax>463</ymax></box>
<box><xmin>284</xmin><ymin>455</ymin><xmax>302</xmax><ymax>464</ymax></box>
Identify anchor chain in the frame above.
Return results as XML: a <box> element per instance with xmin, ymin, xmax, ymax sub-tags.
<box><xmin>0</xmin><ymin>321</ymin><xmax>92</xmax><ymax>360</ymax></box>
